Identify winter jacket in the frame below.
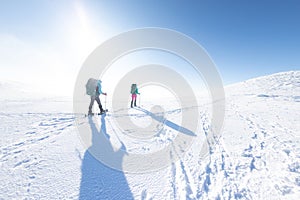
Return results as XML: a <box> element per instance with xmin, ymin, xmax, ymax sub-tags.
<box><xmin>132</xmin><ymin>88</ymin><xmax>140</xmax><ymax>95</ymax></box>
<box><xmin>96</xmin><ymin>80</ymin><xmax>103</xmax><ymax>95</ymax></box>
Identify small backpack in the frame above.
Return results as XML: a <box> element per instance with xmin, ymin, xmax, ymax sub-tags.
<box><xmin>86</xmin><ymin>78</ymin><xmax>98</xmax><ymax>96</ymax></box>
<box><xmin>130</xmin><ymin>84</ymin><xmax>137</xmax><ymax>94</ymax></box>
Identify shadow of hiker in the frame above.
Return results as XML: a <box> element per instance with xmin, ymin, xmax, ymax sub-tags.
<box><xmin>136</xmin><ymin>107</ymin><xmax>197</xmax><ymax>137</ymax></box>
<box><xmin>79</xmin><ymin>115</ymin><xmax>133</xmax><ymax>200</ymax></box>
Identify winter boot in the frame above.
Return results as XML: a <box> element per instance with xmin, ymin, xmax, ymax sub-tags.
<box><xmin>99</xmin><ymin>107</ymin><xmax>105</xmax><ymax>114</ymax></box>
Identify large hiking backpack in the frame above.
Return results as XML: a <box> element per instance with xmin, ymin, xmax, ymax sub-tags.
<box><xmin>130</xmin><ymin>84</ymin><xmax>137</xmax><ymax>94</ymax></box>
<box><xmin>86</xmin><ymin>78</ymin><xmax>98</xmax><ymax>96</ymax></box>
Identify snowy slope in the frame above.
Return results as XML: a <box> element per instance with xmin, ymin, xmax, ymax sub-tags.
<box><xmin>0</xmin><ymin>71</ymin><xmax>299</xmax><ymax>199</ymax></box>
<box><xmin>221</xmin><ymin>71</ymin><xmax>300</xmax><ymax>199</ymax></box>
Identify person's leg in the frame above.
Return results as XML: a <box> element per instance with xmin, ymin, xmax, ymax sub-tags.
<box><xmin>134</xmin><ymin>94</ymin><xmax>137</xmax><ymax>106</ymax></box>
<box><xmin>130</xmin><ymin>100</ymin><xmax>133</xmax><ymax>108</ymax></box>
<box><xmin>88</xmin><ymin>96</ymin><xmax>96</xmax><ymax>114</ymax></box>
<box><xmin>95</xmin><ymin>95</ymin><xmax>104</xmax><ymax>112</ymax></box>
<box><xmin>131</xmin><ymin>94</ymin><xmax>136</xmax><ymax>107</ymax></box>
<box><xmin>130</xmin><ymin>94</ymin><xmax>134</xmax><ymax>108</ymax></box>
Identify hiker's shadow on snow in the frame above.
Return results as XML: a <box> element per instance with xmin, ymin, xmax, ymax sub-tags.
<box><xmin>136</xmin><ymin>107</ymin><xmax>196</xmax><ymax>137</ymax></box>
<box><xmin>79</xmin><ymin>115</ymin><xmax>133</xmax><ymax>200</ymax></box>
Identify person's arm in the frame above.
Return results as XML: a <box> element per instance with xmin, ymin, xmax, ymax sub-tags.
<box><xmin>97</xmin><ymin>82</ymin><xmax>107</xmax><ymax>95</ymax></box>
<box><xmin>136</xmin><ymin>88</ymin><xmax>140</xmax><ymax>95</ymax></box>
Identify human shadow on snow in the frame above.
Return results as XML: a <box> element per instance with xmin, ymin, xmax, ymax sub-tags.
<box><xmin>79</xmin><ymin>114</ymin><xmax>133</xmax><ymax>200</ymax></box>
<box><xmin>136</xmin><ymin>107</ymin><xmax>196</xmax><ymax>137</ymax></box>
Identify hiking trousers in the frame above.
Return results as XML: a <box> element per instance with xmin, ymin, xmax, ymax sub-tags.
<box><xmin>89</xmin><ymin>95</ymin><xmax>104</xmax><ymax>113</ymax></box>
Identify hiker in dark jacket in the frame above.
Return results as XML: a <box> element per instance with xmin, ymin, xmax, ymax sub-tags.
<box><xmin>86</xmin><ymin>79</ymin><xmax>107</xmax><ymax>115</ymax></box>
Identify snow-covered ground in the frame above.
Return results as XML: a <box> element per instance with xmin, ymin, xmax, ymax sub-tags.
<box><xmin>1</xmin><ymin>71</ymin><xmax>299</xmax><ymax>199</ymax></box>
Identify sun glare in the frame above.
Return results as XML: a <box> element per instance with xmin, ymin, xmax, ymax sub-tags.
<box><xmin>71</xmin><ymin>1</ymin><xmax>99</xmax><ymax>57</ymax></box>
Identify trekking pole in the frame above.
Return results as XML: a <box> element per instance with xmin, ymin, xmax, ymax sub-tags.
<box><xmin>105</xmin><ymin>93</ymin><xmax>107</xmax><ymax>111</ymax></box>
<box><xmin>139</xmin><ymin>94</ymin><xmax>141</xmax><ymax>107</ymax></box>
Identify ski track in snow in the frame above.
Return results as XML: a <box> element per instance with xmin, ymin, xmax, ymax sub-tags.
<box><xmin>1</xmin><ymin>113</ymin><xmax>74</xmax><ymax>162</ymax></box>
<box><xmin>0</xmin><ymin>113</ymin><xmax>80</xmax><ymax>199</ymax></box>
<box><xmin>1</xmin><ymin>71</ymin><xmax>300</xmax><ymax>199</ymax></box>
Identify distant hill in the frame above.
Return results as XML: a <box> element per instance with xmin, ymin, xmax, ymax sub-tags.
<box><xmin>226</xmin><ymin>71</ymin><xmax>300</xmax><ymax>100</ymax></box>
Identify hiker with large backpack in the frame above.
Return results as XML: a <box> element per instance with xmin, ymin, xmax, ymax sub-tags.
<box><xmin>86</xmin><ymin>78</ymin><xmax>107</xmax><ymax>115</ymax></box>
<box><xmin>130</xmin><ymin>83</ymin><xmax>140</xmax><ymax>108</ymax></box>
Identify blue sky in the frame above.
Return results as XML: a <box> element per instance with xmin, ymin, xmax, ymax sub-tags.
<box><xmin>0</xmin><ymin>0</ymin><xmax>299</xmax><ymax>94</ymax></box>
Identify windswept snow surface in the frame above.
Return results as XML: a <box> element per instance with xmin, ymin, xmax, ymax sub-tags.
<box><xmin>1</xmin><ymin>71</ymin><xmax>300</xmax><ymax>199</ymax></box>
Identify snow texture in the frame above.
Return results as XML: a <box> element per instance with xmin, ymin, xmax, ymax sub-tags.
<box><xmin>0</xmin><ymin>71</ymin><xmax>299</xmax><ymax>199</ymax></box>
